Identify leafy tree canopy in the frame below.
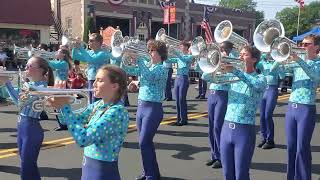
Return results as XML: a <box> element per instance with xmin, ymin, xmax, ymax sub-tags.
<box><xmin>276</xmin><ymin>1</ymin><xmax>320</xmax><ymax>39</ymax></box>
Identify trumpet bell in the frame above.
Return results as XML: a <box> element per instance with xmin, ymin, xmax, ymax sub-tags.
<box><xmin>214</xmin><ymin>20</ymin><xmax>248</xmax><ymax>51</ymax></box>
<box><xmin>190</xmin><ymin>36</ymin><xmax>206</xmax><ymax>56</ymax></box>
<box><xmin>155</xmin><ymin>28</ymin><xmax>181</xmax><ymax>47</ymax></box>
<box><xmin>198</xmin><ymin>43</ymin><xmax>221</xmax><ymax>74</ymax></box>
<box><xmin>253</xmin><ymin>20</ymin><xmax>284</xmax><ymax>52</ymax></box>
<box><xmin>111</xmin><ymin>30</ymin><xmax>126</xmax><ymax>58</ymax></box>
<box><xmin>270</xmin><ymin>37</ymin><xmax>305</xmax><ymax>62</ymax></box>
<box><xmin>61</xmin><ymin>35</ymin><xmax>68</xmax><ymax>46</ymax></box>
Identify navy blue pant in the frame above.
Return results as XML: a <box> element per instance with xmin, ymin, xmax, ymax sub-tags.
<box><xmin>88</xmin><ymin>80</ymin><xmax>100</xmax><ymax>104</ymax></box>
<box><xmin>174</xmin><ymin>75</ymin><xmax>189</xmax><ymax>123</ymax></box>
<box><xmin>81</xmin><ymin>156</ymin><xmax>120</xmax><ymax>180</ymax></box>
<box><xmin>17</xmin><ymin>116</ymin><xmax>44</xmax><ymax>180</ymax></box>
<box><xmin>122</xmin><ymin>91</ymin><xmax>130</xmax><ymax>106</ymax></box>
<box><xmin>165</xmin><ymin>68</ymin><xmax>173</xmax><ymax>99</ymax></box>
<box><xmin>198</xmin><ymin>75</ymin><xmax>207</xmax><ymax>97</ymax></box>
<box><xmin>259</xmin><ymin>85</ymin><xmax>278</xmax><ymax>142</ymax></box>
<box><xmin>285</xmin><ymin>102</ymin><xmax>316</xmax><ymax>180</ymax></box>
<box><xmin>207</xmin><ymin>90</ymin><xmax>228</xmax><ymax>161</ymax></box>
<box><xmin>136</xmin><ymin>100</ymin><xmax>163</xmax><ymax>180</ymax></box>
<box><xmin>220</xmin><ymin>121</ymin><xmax>256</xmax><ymax>180</ymax></box>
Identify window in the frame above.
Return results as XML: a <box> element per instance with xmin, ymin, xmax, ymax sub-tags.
<box><xmin>66</xmin><ymin>18</ymin><xmax>72</xmax><ymax>36</ymax></box>
<box><xmin>138</xmin><ymin>34</ymin><xmax>145</xmax><ymax>41</ymax></box>
<box><xmin>139</xmin><ymin>0</ymin><xmax>147</xmax><ymax>4</ymax></box>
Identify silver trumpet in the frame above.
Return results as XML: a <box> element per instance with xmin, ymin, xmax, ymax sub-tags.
<box><xmin>190</xmin><ymin>36</ymin><xmax>207</xmax><ymax>56</ymax></box>
<box><xmin>270</xmin><ymin>36</ymin><xmax>306</xmax><ymax>63</ymax></box>
<box><xmin>28</xmin><ymin>48</ymin><xmax>56</xmax><ymax>60</ymax></box>
<box><xmin>61</xmin><ymin>35</ymin><xmax>88</xmax><ymax>49</ymax></box>
<box><xmin>110</xmin><ymin>30</ymin><xmax>129</xmax><ymax>58</ymax></box>
<box><xmin>253</xmin><ymin>19</ymin><xmax>285</xmax><ymax>52</ymax></box>
<box><xmin>0</xmin><ymin>70</ymin><xmax>17</xmax><ymax>81</ymax></box>
<box><xmin>214</xmin><ymin>20</ymin><xmax>248</xmax><ymax>51</ymax></box>
<box><xmin>13</xmin><ymin>44</ymin><xmax>32</xmax><ymax>60</ymax></box>
<box><xmin>198</xmin><ymin>43</ymin><xmax>243</xmax><ymax>84</ymax></box>
<box><xmin>27</xmin><ymin>86</ymin><xmax>92</xmax><ymax>115</ymax></box>
<box><xmin>156</xmin><ymin>28</ymin><xmax>181</xmax><ymax>48</ymax></box>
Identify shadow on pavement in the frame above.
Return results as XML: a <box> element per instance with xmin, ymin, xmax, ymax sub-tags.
<box><xmin>0</xmin><ymin>165</ymin><xmax>81</xmax><ymax>180</ymax></box>
<box><xmin>123</xmin><ymin>142</ymin><xmax>209</xmax><ymax>160</ymax></box>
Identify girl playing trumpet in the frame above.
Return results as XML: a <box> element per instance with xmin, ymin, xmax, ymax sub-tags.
<box><xmin>49</xmin><ymin>65</ymin><xmax>130</xmax><ymax>180</ymax></box>
<box><xmin>0</xmin><ymin>56</ymin><xmax>54</xmax><ymax>180</ymax></box>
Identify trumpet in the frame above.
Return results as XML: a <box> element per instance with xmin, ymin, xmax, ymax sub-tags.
<box><xmin>27</xmin><ymin>86</ymin><xmax>92</xmax><ymax>115</ymax></box>
<box><xmin>28</xmin><ymin>48</ymin><xmax>56</xmax><ymax>60</ymax></box>
<box><xmin>190</xmin><ymin>36</ymin><xmax>207</xmax><ymax>56</ymax></box>
<box><xmin>61</xmin><ymin>35</ymin><xmax>88</xmax><ymax>49</ymax></box>
<box><xmin>214</xmin><ymin>20</ymin><xmax>248</xmax><ymax>51</ymax></box>
<box><xmin>110</xmin><ymin>30</ymin><xmax>129</xmax><ymax>58</ymax></box>
<box><xmin>253</xmin><ymin>19</ymin><xmax>285</xmax><ymax>52</ymax></box>
<box><xmin>13</xmin><ymin>44</ymin><xmax>32</xmax><ymax>60</ymax></box>
<box><xmin>270</xmin><ymin>36</ymin><xmax>306</xmax><ymax>63</ymax></box>
<box><xmin>198</xmin><ymin>43</ymin><xmax>243</xmax><ymax>84</ymax></box>
<box><xmin>156</xmin><ymin>28</ymin><xmax>181</xmax><ymax>48</ymax></box>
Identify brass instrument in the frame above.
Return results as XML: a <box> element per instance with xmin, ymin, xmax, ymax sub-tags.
<box><xmin>253</xmin><ymin>19</ymin><xmax>285</xmax><ymax>52</ymax></box>
<box><xmin>13</xmin><ymin>44</ymin><xmax>32</xmax><ymax>60</ymax></box>
<box><xmin>270</xmin><ymin>37</ymin><xmax>306</xmax><ymax>63</ymax></box>
<box><xmin>29</xmin><ymin>48</ymin><xmax>56</xmax><ymax>60</ymax></box>
<box><xmin>198</xmin><ymin>43</ymin><xmax>243</xmax><ymax>84</ymax></box>
<box><xmin>214</xmin><ymin>20</ymin><xmax>248</xmax><ymax>51</ymax></box>
<box><xmin>27</xmin><ymin>86</ymin><xmax>92</xmax><ymax>115</ymax></box>
<box><xmin>61</xmin><ymin>35</ymin><xmax>88</xmax><ymax>49</ymax></box>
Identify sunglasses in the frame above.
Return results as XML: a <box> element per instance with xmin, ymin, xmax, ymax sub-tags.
<box><xmin>148</xmin><ymin>49</ymin><xmax>156</xmax><ymax>53</ymax></box>
<box><xmin>25</xmin><ymin>64</ymin><xmax>40</xmax><ymax>69</ymax></box>
<box><xmin>301</xmin><ymin>42</ymin><xmax>313</xmax><ymax>47</ymax></box>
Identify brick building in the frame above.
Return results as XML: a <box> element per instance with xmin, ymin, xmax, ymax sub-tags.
<box><xmin>52</xmin><ymin>0</ymin><xmax>256</xmax><ymax>43</ymax></box>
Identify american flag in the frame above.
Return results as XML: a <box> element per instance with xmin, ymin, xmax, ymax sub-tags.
<box><xmin>295</xmin><ymin>0</ymin><xmax>304</xmax><ymax>8</ymax></box>
<box><xmin>201</xmin><ymin>6</ymin><xmax>215</xmax><ymax>43</ymax></box>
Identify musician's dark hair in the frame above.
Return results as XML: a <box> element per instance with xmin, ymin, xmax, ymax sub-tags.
<box><xmin>32</xmin><ymin>56</ymin><xmax>54</xmax><ymax>86</ymax></box>
<box><xmin>89</xmin><ymin>33</ymin><xmax>103</xmax><ymax>44</ymax></box>
<box><xmin>220</xmin><ymin>41</ymin><xmax>234</xmax><ymax>55</ymax></box>
<box><xmin>180</xmin><ymin>41</ymin><xmax>191</xmax><ymax>49</ymax></box>
<box><xmin>38</xmin><ymin>43</ymin><xmax>48</xmax><ymax>51</ymax></box>
<box><xmin>99</xmin><ymin>65</ymin><xmax>127</xmax><ymax>103</ymax></box>
<box><xmin>59</xmin><ymin>49</ymin><xmax>72</xmax><ymax>69</ymax></box>
<box><xmin>148</xmin><ymin>40</ymin><xmax>168</xmax><ymax>61</ymax></box>
<box><xmin>241</xmin><ymin>45</ymin><xmax>261</xmax><ymax>68</ymax></box>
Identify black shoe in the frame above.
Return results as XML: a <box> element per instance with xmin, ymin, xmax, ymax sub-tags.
<box><xmin>54</xmin><ymin>127</ymin><xmax>68</xmax><ymax>131</ymax></box>
<box><xmin>199</xmin><ymin>96</ymin><xmax>206</xmax><ymax>99</ymax></box>
<box><xmin>205</xmin><ymin>159</ymin><xmax>216</xmax><ymax>166</ymax></box>
<box><xmin>195</xmin><ymin>95</ymin><xmax>201</xmax><ymax>99</ymax></box>
<box><xmin>165</xmin><ymin>98</ymin><xmax>173</xmax><ymax>101</ymax></box>
<box><xmin>212</xmin><ymin>160</ymin><xmax>222</xmax><ymax>169</ymax></box>
<box><xmin>181</xmin><ymin>121</ymin><xmax>188</xmax><ymax>125</ymax></box>
<box><xmin>135</xmin><ymin>174</ymin><xmax>146</xmax><ymax>180</ymax></box>
<box><xmin>171</xmin><ymin>122</ymin><xmax>183</xmax><ymax>126</ymax></box>
<box><xmin>40</xmin><ymin>111</ymin><xmax>49</xmax><ymax>120</ymax></box>
<box><xmin>257</xmin><ymin>140</ymin><xmax>266</xmax><ymax>148</ymax></box>
<box><xmin>262</xmin><ymin>141</ymin><xmax>275</xmax><ymax>149</ymax></box>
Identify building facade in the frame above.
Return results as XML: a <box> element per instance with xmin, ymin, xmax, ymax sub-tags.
<box><xmin>54</xmin><ymin>0</ymin><xmax>255</xmax><ymax>43</ymax></box>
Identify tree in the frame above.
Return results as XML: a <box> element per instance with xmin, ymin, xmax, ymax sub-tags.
<box><xmin>83</xmin><ymin>16</ymin><xmax>95</xmax><ymax>43</ymax></box>
<box><xmin>218</xmin><ymin>0</ymin><xmax>264</xmax><ymax>27</ymax></box>
<box><xmin>276</xmin><ymin>1</ymin><xmax>320</xmax><ymax>39</ymax></box>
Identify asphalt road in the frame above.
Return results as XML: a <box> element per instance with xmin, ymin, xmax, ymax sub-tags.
<box><xmin>0</xmin><ymin>84</ymin><xmax>319</xmax><ymax>180</ymax></box>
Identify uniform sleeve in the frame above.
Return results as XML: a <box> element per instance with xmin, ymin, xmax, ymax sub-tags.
<box><xmin>296</xmin><ymin>58</ymin><xmax>320</xmax><ymax>82</ymax></box>
<box><xmin>48</xmin><ymin>60</ymin><xmax>69</xmax><ymax>71</ymax></box>
<box><xmin>72</xmin><ymin>48</ymin><xmax>111</xmax><ymax>64</ymax></box>
<box><xmin>232</xmin><ymin>68</ymin><xmax>267</xmax><ymax>91</ymax></box>
<box><xmin>165</xmin><ymin>58</ymin><xmax>178</xmax><ymax>63</ymax></box>
<box><xmin>59</xmin><ymin>102</ymin><xmax>96</xmax><ymax>126</ymax></box>
<box><xmin>62</xmin><ymin>105</ymin><xmax>129</xmax><ymax>148</ymax></box>
<box><xmin>121</xmin><ymin>63</ymin><xmax>140</xmax><ymax>76</ymax></box>
<box><xmin>201</xmin><ymin>72</ymin><xmax>213</xmax><ymax>82</ymax></box>
<box><xmin>4</xmin><ymin>81</ymin><xmax>19</xmax><ymax>105</ymax></box>
<box><xmin>173</xmin><ymin>50</ymin><xmax>193</xmax><ymax>63</ymax></box>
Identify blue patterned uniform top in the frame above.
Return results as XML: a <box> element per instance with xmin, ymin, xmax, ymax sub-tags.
<box><xmin>256</xmin><ymin>59</ymin><xmax>285</xmax><ymax>86</ymax></box>
<box><xmin>166</xmin><ymin>50</ymin><xmax>193</xmax><ymax>76</ymax></box>
<box><xmin>122</xmin><ymin>57</ymin><xmax>168</xmax><ymax>102</ymax></box>
<box><xmin>72</xmin><ymin>48</ymin><xmax>111</xmax><ymax>80</ymax></box>
<box><xmin>48</xmin><ymin>60</ymin><xmax>69</xmax><ymax>81</ymax></box>
<box><xmin>59</xmin><ymin>100</ymin><xmax>129</xmax><ymax>162</ymax></box>
<box><xmin>278</xmin><ymin>57</ymin><xmax>320</xmax><ymax>105</ymax></box>
<box><xmin>5</xmin><ymin>81</ymin><xmax>48</xmax><ymax>119</ymax></box>
<box><xmin>223</xmin><ymin>69</ymin><xmax>267</xmax><ymax>125</ymax></box>
<box><xmin>163</xmin><ymin>61</ymin><xmax>173</xmax><ymax>68</ymax></box>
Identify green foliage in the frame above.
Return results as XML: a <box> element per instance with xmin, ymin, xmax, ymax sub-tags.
<box><xmin>219</xmin><ymin>0</ymin><xmax>257</xmax><ymax>12</ymax></box>
<box><xmin>83</xmin><ymin>16</ymin><xmax>94</xmax><ymax>43</ymax></box>
<box><xmin>276</xmin><ymin>1</ymin><xmax>320</xmax><ymax>39</ymax></box>
<box><xmin>218</xmin><ymin>0</ymin><xmax>265</xmax><ymax>27</ymax></box>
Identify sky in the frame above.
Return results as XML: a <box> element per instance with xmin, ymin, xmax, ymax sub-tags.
<box><xmin>191</xmin><ymin>0</ymin><xmax>314</xmax><ymax>19</ymax></box>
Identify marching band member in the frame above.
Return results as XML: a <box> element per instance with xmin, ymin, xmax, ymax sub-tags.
<box><xmin>49</xmin><ymin>65</ymin><xmax>129</xmax><ymax>180</ymax></box>
<box><xmin>256</xmin><ymin>53</ymin><xmax>285</xmax><ymax>149</ymax></box>
<box><xmin>201</xmin><ymin>41</ymin><xmax>237</xmax><ymax>169</ymax></box>
<box><xmin>167</xmin><ymin>41</ymin><xmax>193</xmax><ymax>126</ymax></box>
<box><xmin>72</xmin><ymin>33</ymin><xmax>111</xmax><ymax>103</ymax></box>
<box><xmin>0</xmin><ymin>56</ymin><xmax>54</xmax><ymax>180</ymax></box>
<box><xmin>121</xmin><ymin>40</ymin><xmax>168</xmax><ymax>180</ymax></box>
<box><xmin>48</xmin><ymin>48</ymin><xmax>72</xmax><ymax>131</ymax></box>
<box><xmin>219</xmin><ymin>45</ymin><xmax>266</xmax><ymax>180</ymax></box>
<box><xmin>278</xmin><ymin>35</ymin><xmax>320</xmax><ymax>180</ymax></box>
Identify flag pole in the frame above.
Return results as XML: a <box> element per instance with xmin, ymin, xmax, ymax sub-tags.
<box><xmin>296</xmin><ymin>5</ymin><xmax>301</xmax><ymax>37</ymax></box>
